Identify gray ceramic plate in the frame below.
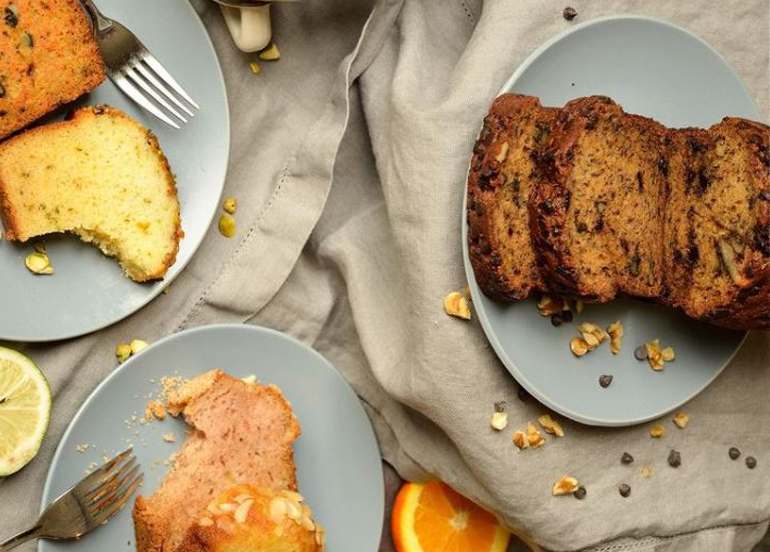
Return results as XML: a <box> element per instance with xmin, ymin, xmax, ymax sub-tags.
<box><xmin>0</xmin><ymin>0</ymin><xmax>229</xmax><ymax>342</ymax></box>
<box><xmin>463</xmin><ymin>16</ymin><xmax>759</xmax><ymax>426</ymax></box>
<box><xmin>40</xmin><ymin>324</ymin><xmax>384</xmax><ymax>552</ymax></box>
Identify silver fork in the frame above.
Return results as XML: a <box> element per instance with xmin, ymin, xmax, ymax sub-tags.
<box><xmin>80</xmin><ymin>0</ymin><xmax>199</xmax><ymax>129</ymax></box>
<box><xmin>0</xmin><ymin>448</ymin><xmax>143</xmax><ymax>551</ymax></box>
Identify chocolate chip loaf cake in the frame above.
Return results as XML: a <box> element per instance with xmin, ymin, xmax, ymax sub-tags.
<box><xmin>467</xmin><ymin>94</ymin><xmax>770</xmax><ymax>330</ymax></box>
<box><xmin>0</xmin><ymin>0</ymin><xmax>105</xmax><ymax>139</ymax></box>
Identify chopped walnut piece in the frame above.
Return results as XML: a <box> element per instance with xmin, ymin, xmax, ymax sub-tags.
<box><xmin>607</xmin><ymin>321</ymin><xmax>623</xmax><ymax>354</ymax></box>
<box><xmin>552</xmin><ymin>475</ymin><xmax>579</xmax><ymax>496</ymax></box>
<box><xmin>661</xmin><ymin>346</ymin><xmax>675</xmax><ymax>362</ymax></box>
<box><xmin>538</xmin><ymin>414</ymin><xmax>564</xmax><ymax>437</ymax></box>
<box><xmin>490</xmin><ymin>411</ymin><xmax>508</xmax><ymax>431</ymax></box>
<box><xmin>672</xmin><ymin>412</ymin><xmax>689</xmax><ymax>429</ymax></box>
<box><xmin>537</xmin><ymin>295</ymin><xmax>565</xmax><ymax>317</ymax></box>
<box><xmin>526</xmin><ymin>422</ymin><xmax>545</xmax><ymax>448</ymax></box>
<box><xmin>649</xmin><ymin>424</ymin><xmax>665</xmax><ymax>438</ymax></box>
<box><xmin>443</xmin><ymin>291</ymin><xmax>471</xmax><ymax>320</ymax></box>
<box><xmin>512</xmin><ymin>431</ymin><xmax>529</xmax><ymax>449</ymax></box>
<box><xmin>570</xmin><ymin>337</ymin><xmax>589</xmax><ymax>357</ymax></box>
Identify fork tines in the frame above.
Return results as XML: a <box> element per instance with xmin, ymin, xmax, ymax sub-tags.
<box><xmin>112</xmin><ymin>50</ymin><xmax>199</xmax><ymax>130</ymax></box>
<box><xmin>79</xmin><ymin>448</ymin><xmax>143</xmax><ymax>526</ymax></box>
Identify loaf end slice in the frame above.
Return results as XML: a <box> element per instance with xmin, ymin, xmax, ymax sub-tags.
<box><xmin>467</xmin><ymin>94</ymin><xmax>557</xmax><ymax>301</ymax></box>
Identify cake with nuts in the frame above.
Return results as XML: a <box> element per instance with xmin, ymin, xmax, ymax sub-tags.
<box><xmin>133</xmin><ymin>370</ymin><xmax>311</xmax><ymax>552</ymax></box>
<box><xmin>0</xmin><ymin>0</ymin><xmax>106</xmax><ymax>139</ymax></box>
<box><xmin>468</xmin><ymin>94</ymin><xmax>770</xmax><ymax>330</ymax></box>
<box><xmin>0</xmin><ymin>105</ymin><xmax>182</xmax><ymax>282</ymax></box>
<box><xmin>178</xmin><ymin>484</ymin><xmax>324</xmax><ymax>552</ymax></box>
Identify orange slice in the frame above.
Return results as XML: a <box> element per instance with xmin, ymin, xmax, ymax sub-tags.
<box><xmin>392</xmin><ymin>481</ymin><xmax>510</xmax><ymax>552</ymax></box>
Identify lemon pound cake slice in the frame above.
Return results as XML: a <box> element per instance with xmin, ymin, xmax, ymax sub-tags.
<box><xmin>530</xmin><ymin>96</ymin><xmax>669</xmax><ymax>302</ymax></box>
<box><xmin>133</xmin><ymin>370</ymin><xmax>302</xmax><ymax>552</ymax></box>
<box><xmin>467</xmin><ymin>94</ymin><xmax>557</xmax><ymax>300</ymax></box>
<box><xmin>0</xmin><ymin>106</ymin><xmax>182</xmax><ymax>282</ymax></box>
<box><xmin>0</xmin><ymin>0</ymin><xmax>106</xmax><ymax>138</ymax></box>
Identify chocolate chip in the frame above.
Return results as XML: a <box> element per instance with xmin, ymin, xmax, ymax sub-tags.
<box><xmin>574</xmin><ymin>486</ymin><xmax>587</xmax><ymax>500</ymax></box>
<box><xmin>494</xmin><ymin>401</ymin><xmax>506</xmax><ymax>413</ymax></box>
<box><xmin>517</xmin><ymin>386</ymin><xmax>530</xmax><ymax>402</ymax></box>
<box><xmin>4</xmin><ymin>6</ymin><xmax>18</xmax><ymax>27</ymax></box>
<box><xmin>657</xmin><ymin>157</ymin><xmax>669</xmax><ymax>176</ymax></box>
<box><xmin>746</xmin><ymin>456</ymin><xmax>757</xmax><ymax>469</ymax></box>
<box><xmin>634</xmin><ymin>345</ymin><xmax>648</xmax><ymax>361</ymax></box>
<box><xmin>562</xmin><ymin>6</ymin><xmax>578</xmax><ymax>20</ymax></box>
<box><xmin>636</xmin><ymin>171</ymin><xmax>644</xmax><ymax>192</ymax></box>
<box><xmin>729</xmin><ymin>447</ymin><xmax>741</xmax><ymax>460</ymax></box>
<box><xmin>629</xmin><ymin>254</ymin><xmax>641</xmax><ymax>277</ymax></box>
<box><xmin>561</xmin><ymin>310</ymin><xmax>573</xmax><ymax>323</ymax></box>
<box><xmin>550</xmin><ymin>314</ymin><xmax>563</xmax><ymax>327</ymax></box>
<box><xmin>621</xmin><ymin>452</ymin><xmax>634</xmax><ymax>465</ymax></box>
<box><xmin>576</xmin><ymin>221</ymin><xmax>588</xmax><ymax>233</ymax></box>
<box><xmin>0</xmin><ymin>82</ymin><xmax>4</xmax><ymax>98</ymax></box>
<box><xmin>599</xmin><ymin>375</ymin><xmax>613</xmax><ymax>388</ymax></box>
<box><xmin>668</xmin><ymin>449</ymin><xmax>682</xmax><ymax>468</ymax></box>
<box><xmin>618</xmin><ymin>483</ymin><xmax>631</xmax><ymax>497</ymax></box>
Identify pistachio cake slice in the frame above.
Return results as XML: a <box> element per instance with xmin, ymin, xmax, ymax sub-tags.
<box><xmin>0</xmin><ymin>105</ymin><xmax>182</xmax><ymax>282</ymax></box>
<box><xmin>467</xmin><ymin>94</ymin><xmax>557</xmax><ymax>300</ymax></box>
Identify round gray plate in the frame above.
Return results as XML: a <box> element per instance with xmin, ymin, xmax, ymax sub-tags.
<box><xmin>0</xmin><ymin>0</ymin><xmax>229</xmax><ymax>342</ymax></box>
<box><xmin>40</xmin><ymin>324</ymin><xmax>384</xmax><ymax>552</ymax></box>
<box><xmin>463</xmin><ymin>16</ymin><xmax>759</xmax><ymax>426</ymax></box>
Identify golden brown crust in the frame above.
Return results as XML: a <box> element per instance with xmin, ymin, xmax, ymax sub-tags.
<box><xmin>0</xmin><ymin>0</ymin><xmax>106</xmax><ymax>139</ymax></box>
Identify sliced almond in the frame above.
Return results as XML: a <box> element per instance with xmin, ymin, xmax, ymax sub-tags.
<box><xmin>269</xmin><ymin>497</ymin><xmax>288</xmax><ymax>523</ymax></box>
<box><xmin>234</xmin><ymin>499</ymin><xmax>254</xmax><ymax>524</ymax></box>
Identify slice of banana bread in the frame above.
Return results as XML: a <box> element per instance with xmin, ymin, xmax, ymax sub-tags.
<box><xmin>467</xmin><ymin>94</ymin><xmax>557</xmax><ymax>300</ymax></box>
<box><xmin>0</xmin><ymin>105</ymin><xmax>182</xmax><ymax>282</ymax></box>
<box><xmin>0</xmin><ymin>0</ymin><xmax>105</xmax><ymax>139</ymax></box>
<box><xmin>667</xmin><ymin>118</ymin><xmax>770</xmax><ymax>329</ymax></box>
<box><xmin>530</xmin><ymin>96</ymin><xmax>669</xmax><ymax>302</ymax></box>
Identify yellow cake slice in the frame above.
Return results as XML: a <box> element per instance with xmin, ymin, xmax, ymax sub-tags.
<box><xmin>0</xmin><ymin>105</ymin><xmax>182</xmax><ymax>282</ymax></box>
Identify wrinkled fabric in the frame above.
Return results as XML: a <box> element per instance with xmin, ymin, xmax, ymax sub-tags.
<box><xmin>1</xmin><ymin>1</ymin><xmax>768</xmax><ymax>551</ymax></box>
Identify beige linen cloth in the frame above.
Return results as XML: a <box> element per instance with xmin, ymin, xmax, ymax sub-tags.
<box><xmin>2</xmin><ymin>1</ymin><xmax>769</xmax><ymax>551</ymax></box>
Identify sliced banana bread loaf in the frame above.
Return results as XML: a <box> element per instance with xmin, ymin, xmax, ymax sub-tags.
<box><xmin>467</xmin><ymin>94</ymin><xmax>557</xmax><ymax>300</ymax></box>
<box><xmin>0</xmin><ymin>0</ymin><xmax>105</xmax><ymax>139</ymax></box>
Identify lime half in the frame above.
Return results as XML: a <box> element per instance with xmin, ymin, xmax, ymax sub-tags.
<box><xmin>0</xmin><ymin>346</ymin><xmax>51</xmax><ymax>476</ymax></box>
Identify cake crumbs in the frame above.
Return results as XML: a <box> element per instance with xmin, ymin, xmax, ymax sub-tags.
<box><xmin>162</xmin><ymin>433</ymin><xmax>177</xmax><ymax>443</ymax></box>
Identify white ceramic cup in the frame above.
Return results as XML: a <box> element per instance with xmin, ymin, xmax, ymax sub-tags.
<box><xmin>218</xmin><ymin>2</ymin><xmax>273</xmax><ymax>53</ymax></box>
<box><xmin>214</xmin><ymin>0</ymin><xmax>300</xmax><ymax>53</ymax></box>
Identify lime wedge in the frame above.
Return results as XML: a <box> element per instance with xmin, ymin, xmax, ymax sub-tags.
<box><xmin>0</xmin><ymin>346</ymin><xmax>51</xmax><ymax>476</ymax></box>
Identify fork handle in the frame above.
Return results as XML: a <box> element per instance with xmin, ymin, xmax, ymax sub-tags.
<box><xmin>0</xmin><ymin>525</ymin><xmax>43</xmax><ymax>551</ymax></box>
